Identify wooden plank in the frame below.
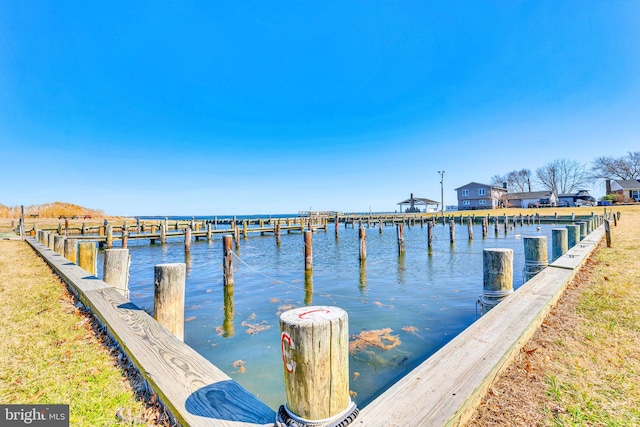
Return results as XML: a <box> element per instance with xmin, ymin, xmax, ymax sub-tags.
<box><xmin>26</xmin><ymin>238</ymin><xmax>275</xmax><ymax>427</ymax></box>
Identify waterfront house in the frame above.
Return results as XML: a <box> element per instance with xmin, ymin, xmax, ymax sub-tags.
<box><xmin>609</xmin><ymin>179</ymin><xmax>640</xmax><ymax>202</ymax></box>
<box><xmin>455</xmin><ymin>182</ymin><xmax>507</xmax><ymax>210</ymax></box>
<box><xmin>506</xmin><ymin>191</ymin><xmax>558</xmax><ymax>208</ymax></box>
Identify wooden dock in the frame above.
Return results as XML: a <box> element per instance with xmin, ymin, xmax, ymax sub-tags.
<box><xmin>25</xmin><ymin>212</ymin><xmax>606</xmax><ymax>427</ymax></box>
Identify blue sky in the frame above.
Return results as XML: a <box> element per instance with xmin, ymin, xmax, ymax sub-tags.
<box><xmin>2</xmin><ymin>1</ymin><xmax>639</xmax><ymax>215</ymax></box>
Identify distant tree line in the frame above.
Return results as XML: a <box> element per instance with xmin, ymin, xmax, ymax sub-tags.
<box><xmin>0</xmin><ymin>202</ymin><xmax>105</xmax><ymax>218</ymax></box>
<box><xmin>490</xmin><ymin>151</ymin><xmax>640</xmax><ymax>197</ymax></box>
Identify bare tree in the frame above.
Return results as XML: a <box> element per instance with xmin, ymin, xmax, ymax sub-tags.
<box><xmin>489</xmin><ymin>169</ymin><xmax>532</xmax><ymax>192</ymax></box>
<box><xmin>590</xmin><ymin>151</ymin><xmax>640</xmax><ymax>181</ymax></box>
<box><xmin>535</xmin><ymin>159</ymin><xmax>588</xmax><ymax>196</ymax></box>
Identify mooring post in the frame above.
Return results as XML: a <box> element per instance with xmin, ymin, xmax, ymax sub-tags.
<box><xmin>103</xmin><ymin>249</ymin><xmax>130</xmax><ymax>298</ymax></box>
<box><xmin>578</xmin><ymin>221</ymin><xmax>587</xmax><ymax>240</ymax></box>
<box><xmin>121</xmin><ymin>225</ymin><xmax>129</xmax><ymax>249</ymax></box>
<box><xmin>523</xmin><ymin>236</ymin><xmax>548</xmax><ymax>282</ymax></box>
<box><xmin>396</xmin><ymin>224</ymin><xmax>405</xmax><ymax>254</ymax></box>
<box><xmin>184</xmin><ymin>227</ymin><xmax>191</xmax><ymax>253</ymax></box>
<box><xmin>54</xmin><ymin>235</ymin><xmax>65</xmax><ymax>256</ymax></box>
<box><xmin>482</xmin><ymin>217</ymin><xmax>488</xmax><ymax>238</ymax></box>
<box><xmin>48</xmin><ymin>232</ymin><xmax>56</xmax><ymax>250</ymax></box>
<box><xmin>234</xmin><ymin>225</ymin><xmax>240</xmax><ymax>248</ymax></box>
<box><xmin>481</xmin><ymin>248</ymin><xmax>513</xmax><ymax>311</ymax></box>
<box><xmin>467</xmin><ymin>217</ymin><xmax>473</xmax><ymax>240</ymax></box>
<box><xmin>427</xmin><ymin>220</ymin><xmax>433</xmax><ymax>248</ymax></box>
<box><xmin>359</xmin><ymin>227</ymin><xmax>366</xmax><ymax>261</ymax></box>
<box><xmin>77</xmin><ymin>242</ymin><xmax>97</xmax><ymax>276</ymax></box>
<box><xmin>494</xmin><ymin>217</ymin><xmax>498</xmax><ymax>235</ymax></box>
<box><xmin>565</xmin><ymin>224</ymin><xmax>580</xmax><ymax>248</ymax></box>
<box><xmin>275</xmin><ymin>223</ymin><xmax>282</xmax><ymax>246</ymax></box>
<box><xmin>243</xmin><ymin>220</ymin><xmax>248</xmax><ymax>239</ymax></box>
<box><xmin>207</xmin><ymin>222</ymin><xmax>212</xmax><ymax>241</ymax></box>
<box><xmin>278</xmin><ymin>306</ymin><xmax>356</xmax><ymax>426</ymax></box>
<box><xmin>449</xmin><ymin>220</ymin><xmax>455</xmax><ymax>243</ymax></box>
<box><xmin>223</xmin><ymin>235</ymin><xmax>234</xmax><ymax>286</ymax></box>
<box><xmin>304</xmin><ymin>230</ymin><xmax>313</xmax><ymax>271</ymax></box>
<box><xmin>551</xmin><ymin>228</ymin><xmax>568</xmax><ymax>262</ymax></box>
<box><xmin>64</xmin><ymin>238</ymin><xmax>77</xmax><ymax>264</ymax></box>
<box><xmin>604</xmin><ymin>219</ymin><xmax>612</xmax><ymax>248</ymax></box>
<box><xmin>154</xmin><ymin>263</ymin><xmax>186</xmax><ymax>341</ymax></box>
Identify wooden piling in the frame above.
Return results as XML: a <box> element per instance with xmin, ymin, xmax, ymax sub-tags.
<box><xmin>121</xmin><ymin>226</ymin><xmax>128</xmax><ymax>249</ymax></box>
<box><xmin>304</xmin><ymin>230</ymin><xmax>313</xmax><ymax>271</ymax></box>
<box><xmin>243</xmin><ymin>220</ymin><xmax>248</xmax><ymax>239</ymax></box>
<box><xmin>160</xmin><ymin>223</ymin><xmax>166</xmax><ymax>244</ymax></box>
<box><xmin>449</xmin><ymin>220</ymin><xmax>455</xmax><ymax>243</ymax></box>
<box><xmin>604</xmin><ymin>219</ymin><xmax>612</xmax><ymax>247</ymax></box>
<box><xmin>551</xmin><ymin>228</ymin><xmax>568</xmax><ymax>262</ymax></box>
<box><xmin>64</xmin><ymin>238</ymin><xmax>77</xmax><ymax>264</ymax></box>
<box><xmin>481</xmin><ymin>248</ymin><xmax>513</xmax><ymax>310</ymax></box>
<box><xmin>334</xmin><ymin>216</ymin><xmax>339</xmax><ymax>238</ymax></box>
<box><xmin>223</xmin><ymin>235</ymin><xmax>234</xmax><ymax>287</ymax></box>
<box><xmin>77</xmin><ymin>242</ymin><xmax>97</xmax><ymax>276</ymax></box>
<box><xmin>482</xmin><ymin>217</ymin><xmax>488</xmax><ymax>238</ymax></box>
<box><xmin>234</xmin><ymin>226</ymin><xmax>240</xmax><ymax>248</ymax></box>
<box><xmin>427</xmin><ymin>220</ymin><xmax>433</xmax><ymax>248</ymax></box>
<box><xmin>276</xmin><ymin>223</ymin><xmax>281</xmax><ymax>246</ymax></box>
<box><xmin>154</xmin><ymin>263</ymin><xmax>186</xmax><ymax>341</ymax></box>
<box><xmin>279</xmin><ymin>306</ymin><xmax>352</xmax><ymax>423</ymax></box>
<box><xmin>207</xmin><ymin>223</ymin><xmax>212</xmax><ymax>241</ymax></box>
<box><xmin>523</xmin><ymin>236</ymin><xmax>548</xmax><ymax>282</ymax></box>
<box><xmin>565</xmin><ymin>224</ymin><xmax>580</xmax><ymax>248</ymax></box>
<box><xmin>359</xmin><ymin>227</ymin><xmax>366</xmax><ymax>261</ymax></box>
<box><xmin>184</xmin><ymin>227</ymin><xmax>191</xmax><ymax>253</ymax></box>
<box><xmin>396</xmin><ymin>224</ymin><xmax>405</xmax><ymax>254</ymax></box>
<box><xmin>54</xmin><ymin>235</ymin><xmax>65</xmax><ymax>256</ymax></box>
<box><xmin>467</xmin><ymin>217</ymin><xmax>473</xmax><ymax>240</ymax></box>
<box><xmin>103</xmin><ymin>249</ymin><xmax>130</xmax><ymax>298</ymax></box>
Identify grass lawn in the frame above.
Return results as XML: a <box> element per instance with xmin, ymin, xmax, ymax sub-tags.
<box><xmin>0</xmin><ymin>240</ymin><xmax>170</xmax><ymax>426</ymax></box>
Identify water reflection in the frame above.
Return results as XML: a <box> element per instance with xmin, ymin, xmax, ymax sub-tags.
<box><xmin>304</xmin><ymin>270</ymin><xmax>313</xmax><ymax>306</ymax></box>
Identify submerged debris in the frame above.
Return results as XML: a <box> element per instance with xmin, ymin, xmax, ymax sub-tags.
<box><xmin>232</xmin><ymin>360</ymin><xmax>246</xmax><ymax>374</ymax></box>
<box><xmin>241</xmin><ymin>320</ymin><xmax>271</xmax><ymax>335</ymax></box>
<box><xmin>349</xmin><ymin>328</ymin><xmax>401</xmax><ymax>354</ymax></box>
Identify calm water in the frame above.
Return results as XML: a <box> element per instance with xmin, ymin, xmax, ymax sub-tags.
<box><xmin>97</xmin><ymin>220</ymin><xmax>558</xmax><ymax>410</ymax></box>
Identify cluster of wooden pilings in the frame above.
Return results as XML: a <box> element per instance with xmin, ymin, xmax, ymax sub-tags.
<box><xmin>29</xmin><ymin>209</ymin><xmax>618</xmax><ymax>427</ymax></box>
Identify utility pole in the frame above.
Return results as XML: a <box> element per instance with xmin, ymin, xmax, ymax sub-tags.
<box><xmin>438</xmin><ymin>171</ymin><xmax>445</xmax><ymax>219</ymax></box>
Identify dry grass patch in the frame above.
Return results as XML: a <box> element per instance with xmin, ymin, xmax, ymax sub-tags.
<box><xmin>0</xmin><ymin>241</ymin><xmax>171</xmax><ymax>426</ymax></box>
<box><xmin>466</xmin><ymin>206</ymin><xmax>640</xmax><ymax>426</ymax></box>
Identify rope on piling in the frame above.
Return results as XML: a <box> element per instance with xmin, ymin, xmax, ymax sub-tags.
<box><xmin>276</xmin><ymin>401</ymin><xmax>359</xmax><ymax>427</ymax></box>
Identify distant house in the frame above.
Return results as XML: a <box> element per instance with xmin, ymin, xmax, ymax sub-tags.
<box><xmin>609</xmin><ymin>180</ymin><xmax>640</xmax><ymax>202</ymax></box>
<box><xmin>455</xmin><ymin>182</ymin><xmax>507</xmax><ymax>210</ymax></box>
<box><xmin>506</xmin><ymin>191</ymin><xmax>558</xmax><ymax>208</ymax></box>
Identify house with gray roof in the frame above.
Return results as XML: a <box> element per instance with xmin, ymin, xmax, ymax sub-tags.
<box><xmin>455</xmin><ymin>182</ymin><xmax>507</xmax><ymax>210</ymax></box>
<box><xmin>610</xmin><ymin>179</ymin><xmax>640</xmax><ymax>202</ymax></box>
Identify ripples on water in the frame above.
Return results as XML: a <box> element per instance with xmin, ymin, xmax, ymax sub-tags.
<box><xmin>97</xmin><ymin>222</ymin><xmax>556</xmax><ymax>410</ymax></box>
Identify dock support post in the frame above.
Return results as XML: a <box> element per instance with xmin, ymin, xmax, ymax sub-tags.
<box><xmin>359</xmin><ymin>227</ymin><xmax>366</xmax><ymax>261</ymax></box>
<box><xmin>54</xmin><ymin>235</ymin><xmax>65</xmax><ymax>256</ymax></box>
<box><xmin>207</xmin><ymin>223</ymin><xmax>212</xmax><ymax>241</ymax></box>
<box><xmin>578</xmin><ymin>222</ymin><xmax>587</xmax><ymax>240</ymax></box>
<box><xmin>276</xmin><ymin>223</ymin><xmax>281</xmax><ymax>246</ymax></box>
<box><xmin>184</xmin><ymin>228</ymin><xmax>191</xmax><ymax>253</ymax></box>
<box><xmin>77</xmin><ymin>242</ymin><xmax>97</xmax><ymax>276</ymax></box>
<box><xmin>481</xmin><ymin>248</ymin><xmax>513</xmax><ymax>311</ymax></box>
<box><xmin>278</xmin><ymin>306</ymin><xmax>356</xmax><ymax>425</ymax></box>
<box><xmin>160</xmin><ymin>223</ymin><xmax>166</xmax><ymax>244</ymax></box>
<box><xmin>427</xmin><ymin>220</ymin><xmax>433</xmax><ymax>249</ymax></box>
<box><xmin>396</xmin><ymin>224</ymin><xmax>405</xmax><ymax>255</ymax></box>
<box><xmin>64</xmin><ymin>238</ymin><xmax>77</xmax><ymax>264</ymax></box>
<box><xmin>48</xmin><ymin>233</ymin><xmax>56</xmax><ymax>250</ymax></box>
<box><xmin>565</xmin><ymin>224</ymin><xmax>580</xmax><ymax>248</ymax></box>
<box><xmin>523</xmin><ymin>236</ymin><xmax>548</xmax><ymax>282</ymax></box>
<box><xmin>334</xmin><ymin>216</ymin><xmax>339</xmax><ymax>238</ymax></box>
<box><xmin>103</xmin><ymin>249</ymin><xmax>130</xmax><ymax>298</ymax></box>
<box><xmin>154</xmin><ymin>263</ymin><xmax>186</xmax><ymax>341</ymax></box>
<box><xmin>304</xmin><ymin>230</ymin><xmax>313</xmax><ymax>271</ymax></box>
<box><xmin>223</xmin><ymin>235</ymin><xmax>234</xmax><ymax>287</ymax></box>
<box><xmin>467</xmin><ymin>217</ymin><xmax>473</xmax><ymax>240</ymax></box>
<box><xmin>552</xmin><ymin>228</ymin><xmax>568</xmax><ymax>262</ymax></box>
<box><xmin>449</xmin><ymin>220</ymin><xmax>455</xmax><ymax>243</ymax></box>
